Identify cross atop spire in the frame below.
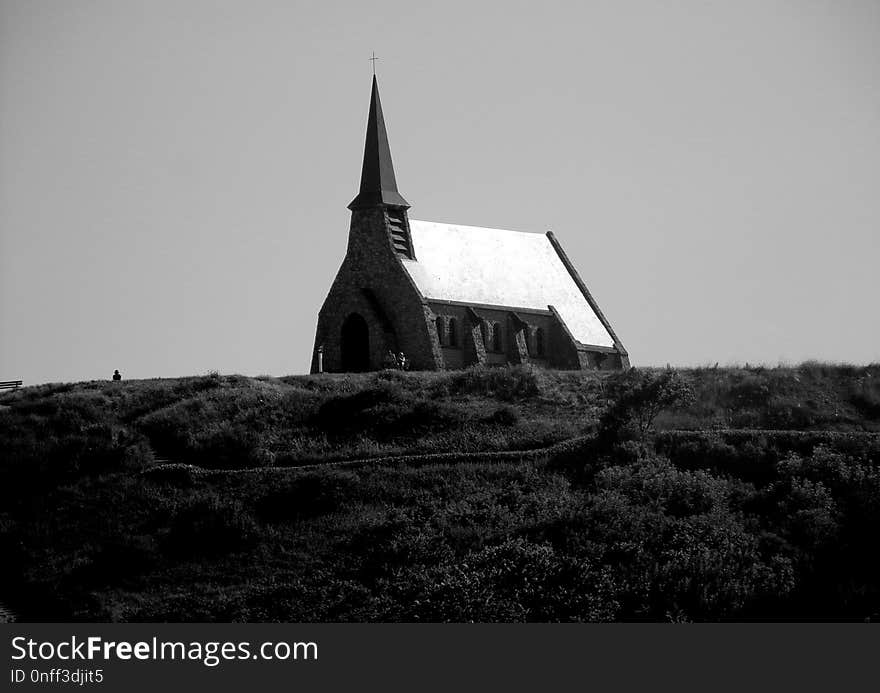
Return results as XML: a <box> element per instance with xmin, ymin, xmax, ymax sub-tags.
<box><xmin>369</xmin><ymin>51</ymin><xmax>378</xmax><ymax>75</ymax></box>
<box><xmin>348</xmin><ymin>74</ymin><xmax>410</xmax><ymax>210</ymax></box>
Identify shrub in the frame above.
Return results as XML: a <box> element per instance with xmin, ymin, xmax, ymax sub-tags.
<box><xmin>484</xmin><ymin>405</ymin><xmax>520</xmax><ymax>426</ymax></box>
<box><xmin>395</xmin><ymin>538</ymin><xmax>619</xmax><ymax>622</ymax></box>
<box><xmin>446</xmin><ymin>365</ymin><xmax>540</xmax><ymax>401</ymax></box>
<box><xmin>598</xmin><ymin>369</ymin><xmax>695</xmax><ymax>443</ymax></box>
<box><xmin>256</xmin><ymin>469</ymin><xmax>359</xmax><ymax>523</ymax></box>
<box><xmin>577</xmin><ymin>458</ymin><xmax>793</xmax><ymax>619</ymax></box>
<box><xmin>850</xmin><ymin>378</ymin><xmax>880</xmax><ymax>419</ymax></box>
<box><xmin>765</xmin><ymin>476</ymin><xmax>839</xmax><ymax>551</ymax></box>
<box><xmin>313</xmin><ymin>386</ymin><xmax>463</xmax><ymax>438</ymax></box>
<box><xmin>595</xmin><ymin>457</ymin><xmax>735</xmax><ymax>518</ymax></box>
<box><xmin>727</xmin><ymin>373</ymin><xmax>771</xmax><ymax>409</ymax></box>
<box><xmin>316</xmin><ymin>385</ymin><xmax>402</xmax><ymax>423</ymax></box>
<box><xmin>763</xmin><ymin>395</ymin><xmax>821</xmax><ymax>430</ymax></box>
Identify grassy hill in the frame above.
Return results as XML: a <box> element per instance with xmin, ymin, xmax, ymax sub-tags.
<box><xmin>1</xmin><ymin>363</ymin><xmax>879</xmax><ymax>621</ymax></box>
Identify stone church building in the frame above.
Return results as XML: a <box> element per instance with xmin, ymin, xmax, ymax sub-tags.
<box><xmin>310</xmin><ymin>76</ymin><xmax>629</xmax><ymax>373</ymax></box>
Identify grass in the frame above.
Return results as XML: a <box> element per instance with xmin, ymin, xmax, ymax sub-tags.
<box><xmin>1</xmin><ymin>363</ymin><xmax>879</xmax><ymax>622</ymax></box>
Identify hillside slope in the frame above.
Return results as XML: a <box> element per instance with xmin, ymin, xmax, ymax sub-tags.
<box><xmin>1</xmin><ymin>364</ymin><xmax>879</xmax><ymax>621</ymax></box>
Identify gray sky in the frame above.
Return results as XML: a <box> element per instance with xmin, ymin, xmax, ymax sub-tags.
<box><xmin>2</xmin><ymin>0</ymin><xmax>879</xmax><ymax>385</ymax></box>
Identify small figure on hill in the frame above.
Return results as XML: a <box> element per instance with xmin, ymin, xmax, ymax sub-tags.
<box><xmin>396</xmin><ymin>351</ymin><xmax>408</xmax><ymax>371</ymax></box>
<box><xmin>383</xmin><ymin>350</ymin><xmax>397</xmax><ymax>370</ymax></box>
<box><xmin>112</xmin><ymin>369</ymin><xmax>122</xmax><ymax>381</ymax></box>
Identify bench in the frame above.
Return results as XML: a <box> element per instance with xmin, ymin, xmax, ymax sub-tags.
<box><xmin>0</xmin><ymin>380</ymin><xmax>22</xmax><ymax>391</ymax></box>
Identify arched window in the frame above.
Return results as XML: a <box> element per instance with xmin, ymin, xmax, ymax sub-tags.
<box><xmin>535</xmin><ymin>327</ymin><xmax>545</xmax><ymax>357</ymax></box>
<box><xmin>448</xmin><ymin>317</ymin><xmax>457</xmax><ymax>347</ymax></box>
<box><xmin>481</xmin><ymin>321</ymin><xmax>491</xmax><ymax>350</ymax></box>
<box><xmin>492</xmin><ymin>322</ymin><xmax>502</xmax><ymax>352</ymax></box>
<box><xmin>435</xmin><ymin>316</ymin><xmax>445</xmax><ymax>346</ymax></box>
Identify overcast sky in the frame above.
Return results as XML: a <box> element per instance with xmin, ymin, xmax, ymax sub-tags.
<box><xmin>2</xmin><ymin>0</ymin><xmax>879</xmax><ymax>385</ymax></box>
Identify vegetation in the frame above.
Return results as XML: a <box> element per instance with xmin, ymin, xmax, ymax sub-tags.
<box><xmin>1</xmin><ymin>363</ymin><xmax>879</xmax><ymax>621</ymax></box>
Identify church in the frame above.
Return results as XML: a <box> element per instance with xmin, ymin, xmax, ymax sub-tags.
<box><xmin>310</xmin><ymin>76</ymin><xmax>629</xmax><ymax>373</ymax></box>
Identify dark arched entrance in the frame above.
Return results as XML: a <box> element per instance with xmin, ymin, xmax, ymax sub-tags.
<box><xmin>340</xmin><ymin>313</ymin><xmax>370</xmax><ymax>372</ymax></box>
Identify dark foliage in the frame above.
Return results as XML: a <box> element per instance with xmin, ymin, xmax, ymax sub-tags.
<box><xmin>162</xmin><ymin>498</ymin><xmax>259</xmax><ymax>558</ymax></box>
<box><xmin>256</xmin><ymin>470</ymin><xmax>359</xmax><ymax>523</ymax></box>
<box><xmin>2</xmin><ymin>365</ymin><xmax>880</xmax><ymax>622</ymax></box>
<box><xmin>598</xmin><ymin>368</ymin><xmax>695</xmax><ymax>443</ymax></box>
<box><xmin>444</xmin><ymin>365</ymin><xmax>541</xmax><ymax>401</ymax></box>
<box><xmin>314</xmin><ymin>385</ymin><xmax>464</xmax><ymax>438</ymax></box>
<box><xmin>484</xmin><ymin>405</ymin><xmax>521</xmax><ymax>426</ymax></box>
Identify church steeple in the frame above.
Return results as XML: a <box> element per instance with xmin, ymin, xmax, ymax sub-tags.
<box><xmin>348</xmin><ymin>75</ymin><xmax>410</xmax><ymax>210</ymax></box>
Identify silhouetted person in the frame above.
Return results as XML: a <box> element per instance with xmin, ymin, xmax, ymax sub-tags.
<box><xmin>396</xmin><ymin>352</ymin><xmax>407</xmax><ymax>371</ymax></box>
<box><xmin>112</xmin><ymin>369</ymin><xmax>122</xmax><ymax>381</ymax></box>
<box><xmin>383</xmin><ymin>350</ymin><xmax>397</xmax><ymax>370</ymax></box>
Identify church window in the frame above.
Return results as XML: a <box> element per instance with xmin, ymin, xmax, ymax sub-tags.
<box><xmin>535</xmin><ymin>327</ymin><xmax>545</xmax><ymax>357</ymax></box>
<box><xmin>448</xmin><ymin>317</ymin><xmax>458</xmax><ymax>347</ymax></box>
<box><xmin>435</xmin><ymin>316</ymin><xmax>445</xmax><ymax>346</ymax></box>
<box><xmin>481</xmin><ymin>321</ymin><xmax>491</xmax><ymax>350</ymax></box>
<box><xmin>492</xmin><ymin>322</ymin><xmax>503</xmax><ymax>352</ymax></box>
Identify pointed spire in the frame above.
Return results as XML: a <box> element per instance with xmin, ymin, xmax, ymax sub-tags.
<box><xmin>348</xmin><ymin>75</ymin><xmax>410</xmax><ymax>210</ymax></box>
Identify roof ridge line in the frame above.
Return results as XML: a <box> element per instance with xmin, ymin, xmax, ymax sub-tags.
<box><xmin>409</xmin><ymin>219</ymin><xmax>547</xmax><ymax>235</ymax></box>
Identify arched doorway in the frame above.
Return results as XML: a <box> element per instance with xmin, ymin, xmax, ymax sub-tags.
<box><xmin>341</xmin><ymin>313</ymin><xmax>370</xmax><ymax>372</ymax></box>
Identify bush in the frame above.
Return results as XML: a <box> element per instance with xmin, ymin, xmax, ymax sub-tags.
<box><xmin>484</xmin><ymin>405</ymin><xmax>520</xmax><ymax>426</ymax></box>
<box><xmin>595</xmin><ymin>457</ymin><xmax>736</xmax><ymax>518</ymax></box>
<box><xmin>761</xmin><ymin>476</ymin><xmax>840</xmax><ymax>552</ymax></box>
<box><xmin>598</xmin><ymin>369</ymin><xmax>695</xmax><ymax>443</ymax></box>
<box><xmin>395</xmin><ymin>538</ymin><xmax>619</xmax><ymax>622</ymax></box>
<box><xmin>576</xmin><ymin>457</ymin><xmax>793</xmax><ymax>620</ymax></box>
<box><xmin>850</xmin><ymin>378</ymin><xmax>880</xmax><ymax>419</ymax></box>
<box><xmin>446</xmin><ymin>365</ymin><xmax>540</xmax><ymax>401</ymax></box>
<box><xmin>728</xmin><ymin>373</ymin><xmax>771</xmax><ymax>409</ymax></box>
<box><xmin>256</xmin><ymin>469</ymin><xmax>359</xmax><ymax>523</ymax></box>
<box><xmin>313</xmin><ymin>386</ymin><xmax>463</xmax><ymax>438</ymax></box>
<box><xmin>314</xmin><ymin>384</ymin><xmax>404</xmax><ymax>431</ymax></box>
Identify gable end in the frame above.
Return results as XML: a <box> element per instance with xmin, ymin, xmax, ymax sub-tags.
<box><xmin>545</xmin><ymin>231</ymin><xmax>629</xmax><ymax>363</ymax></box>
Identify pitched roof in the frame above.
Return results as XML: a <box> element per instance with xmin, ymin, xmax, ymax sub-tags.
<box><xmin>401</xmin><ymin>220</ymin><xmax>616</xmax><ymax>348</ymax></box>
<box><xmin>348</xmin><ymin>76</ymin><xmax>409</xmax><ymax>210</ymax></box>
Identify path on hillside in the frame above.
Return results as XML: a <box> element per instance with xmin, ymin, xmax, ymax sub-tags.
<box><xmin>142</xmin><ymin>435</ymin><xmax>592</xmax><ymax>479</ymax></box>
<box><xmin>140</xmin><ymin>428</ymin><xmax>880</xmax><ymax>480</ymax></box>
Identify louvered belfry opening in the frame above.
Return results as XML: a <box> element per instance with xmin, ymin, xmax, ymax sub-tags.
<box><xmin>387</xmin><ymin>207</ymin><xmax>414</xmax><ymax>259</ymax></box>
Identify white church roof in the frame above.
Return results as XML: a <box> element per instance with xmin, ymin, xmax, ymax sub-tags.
<box><xmin>401</xmin><ymin>220</ymin><xmax>615</xmax><ymax>348</ymax></box>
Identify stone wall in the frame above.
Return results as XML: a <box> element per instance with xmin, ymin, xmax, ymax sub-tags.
<box><xmin>427</xmin><ymin>301</ymin><xmax>601</xmax><ymax>370</ymax></box>
<box><xmin>311</xmin><ymin>207</ymin><xmax>443</xmax><ymax>373</ymax></box>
